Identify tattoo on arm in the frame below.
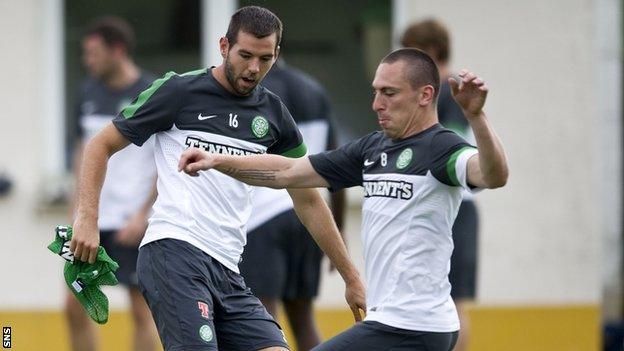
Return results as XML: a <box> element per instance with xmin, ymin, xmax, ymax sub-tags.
<box><xmin>224</xmin><ymin>168</ymin><xmax>277</xmax><ymax>181</ymax></box>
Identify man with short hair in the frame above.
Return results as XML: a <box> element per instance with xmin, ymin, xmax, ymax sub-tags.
<box><xmin>178</xmin><ymin>48</ymin><xmax>509</xmax><ymax>351</ymax></box>
<box><xmin>402</xmin><ymin>19</ymin><xmax>480</xmax><ymax>350</ymax></box>
<box><xmin>71</xmin><ymin>6</ymin><xmax>365</xmax><ymax>351</ymax></box>
<box><xmin>68</xmin><ymin>16</ymin><xmax>158</xmax><ymax>351</ymax></box>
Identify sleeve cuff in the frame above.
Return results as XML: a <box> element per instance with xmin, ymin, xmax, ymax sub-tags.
<box><xmin>112</xmin><ymin>119</ymin><xmax>146</xmax><ymax>146</ymax></box>
<box><xmin>281</xmin><ymin>142</ymin><xmax>308</xmax><ymax>158</ymax></box>
<box><xmin>454</xmin><ymin>148</ymin><xmax>479</xmax><ymax>192</ymax></box>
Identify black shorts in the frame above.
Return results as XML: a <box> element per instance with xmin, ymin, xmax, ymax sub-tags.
<box><xmin>312</xmin><ymin>321</ymin><xmax>458</xmax><ymax>351</ymax></box>
<box><xmin>240</xmin><ymin>209</ymin><xmax>323</xmax><ymax>300</ymax></box>
<box><xmin>449</xmin><ymin>200</ymin><xmax>479</xmax><ymax>300</ymax></box>
<box><xmin>137</xmin><ymin>238</ymin><xmax>289</xmax><ymax>351</ymax></box>
<box><xmin>100</xmin><ymin>230</ymin><xmax>139</xmax><ymax>287</ymax></box>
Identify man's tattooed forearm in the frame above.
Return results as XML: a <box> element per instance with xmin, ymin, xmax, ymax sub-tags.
<box><xmin>224</xmin><ymin>168</ymin><xmax>277</xmax><ymax>181</ymax></box>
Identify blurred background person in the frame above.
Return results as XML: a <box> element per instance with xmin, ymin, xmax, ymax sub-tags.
<box><xmin>240</xmin><ymin>56</ymin><xmax>346</xmax><ymax>351</ymax></box>
<box><xmin>67</xmin><ymin>16</ymin><xmax>158</xmax><ymax>351</ymax></box>
<box><xmin>401</xmin><ymin>19</ymin><xmax>479</xmax><ymax>351</ymax></box>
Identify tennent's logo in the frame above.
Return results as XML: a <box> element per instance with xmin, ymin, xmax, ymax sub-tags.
<box><xmin>363</xmin><ymin>180</ymin><xmax>413</xmax><ymax>200</ymax></box>
<box><xmin>185</xmin><ymin>136</ymin><xmax>261</xmax><ymax>156</ymax></box>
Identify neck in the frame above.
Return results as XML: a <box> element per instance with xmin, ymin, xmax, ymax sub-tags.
<box><xmin>212</xmin><ymin>64</ymin><xmax>238</xmax><ymax>95</ymax></box>
<box><xmin>104</xmin><ymin>60</ymin><xmax>139</xmax><ymax>90</ymax></box>
<box><xmin>437</xmin><ymin>63</ymin><xmax>450</xmax><ymax>81</ymax></box>
<box><xmin>397</xmin><ymin>109</ymin><xmax>438</xmax><ymax>139</ymax></box>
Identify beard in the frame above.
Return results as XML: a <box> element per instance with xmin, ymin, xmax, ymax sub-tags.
<box><xmin>224</xmin><ymin>55</ymin><xmax>256</xmax><ymax>96</ymax></box>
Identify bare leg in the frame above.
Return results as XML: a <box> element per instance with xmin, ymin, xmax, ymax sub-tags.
<box><xmin>284</xmin><ymin>298</ymin><xmax>321</xmax><ymax>351</ymax></box>
<box><xmin>255</xmin><ymin>298</ymin><xmax>288</xmax><ymax>351</ymax></box>
<box><xmin>128</xmin><ymin>287</ymin><xmax>158</xmax><ymax>351</ymax></box>
<box><xmin>65</xmin><ymin>291</ymin><xmax>98</xmax><ymax>351</ymax></box>
<box><xmin>259</xmin><ymin>297</ymin><xmax>281</xmax><ymax>321</ymax></box>
<box><xmin>454</xmin><ymin>299</ymin><xmax>472</xmax><ymax>351</ymax></box>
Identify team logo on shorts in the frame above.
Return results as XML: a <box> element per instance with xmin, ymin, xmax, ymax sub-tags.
<box><xmin>396</xmin><ymin>148</ymin><xmax>413</xmax><ymax>169</ymax></box>
<box><xmin>198</xmin><ymin>301</ymin><xmax>210</xmax><ymax>319</ymax></box>
<box><xmin>199</xmin><ymin>325</ymin><xmax>213</xmax><ymax>342</ymax></box>
<box><xmin>251</xmin><ymin>116</ymin><xmax>269</xmax><ymax>138</ymax></box>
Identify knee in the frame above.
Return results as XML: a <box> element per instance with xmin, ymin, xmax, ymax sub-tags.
<box><xmin>64</xmin><ymin>293</ymin><xmax>89</xmax><ymax>326</ymax></box>
<box><xmin>129</xmin><ymin>290</ymin><xmax>154</xmax><ymax>327</ymax></box>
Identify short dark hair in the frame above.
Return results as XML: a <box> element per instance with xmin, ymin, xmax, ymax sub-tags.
<box><xmin>381</xmin><ymin>48</ymin><xmax>440</xmax><ymax>100</ymax></box>
<box><xmin>400</xmin><ymin>19</ymin><xmax>450</xmax><ymax>64</ymax></box>
<box><xmin>84</xmin><ymin>16</ymin><xmax>136</xmax><ymax>55</ymax></box>
<box><xmin>225</xmin><ymin>6</ymin><xmax>282</xmax><ymax>51</ymax></box>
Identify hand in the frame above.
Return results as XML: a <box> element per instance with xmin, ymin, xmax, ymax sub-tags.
<box><xmin>345</xmin><ymin>277</ymin><xmax>367</xmax><ymax>322</ymax></box>
<box><xmin>178</xmin><ymin>147</ymin><xmax>215</xmax><ymax>176</ymax></box>
<box><xmin>115</xmin><ymin>212</ymin><xmax>148</xmax><ymax>247</ymax></box>
<box><xmin>70</xmin><ymin>215</ymin><xmax>100</xmax><ymax>264</ymax></box>
<box><xmin>449</xmin><ymin>69</ymin><xmax>489</xmax><ymax>119</ymax></box>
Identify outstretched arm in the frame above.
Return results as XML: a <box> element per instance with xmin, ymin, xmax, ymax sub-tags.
<box><xmin>71</xmin><ymin>123</ymin><xmax>131</xmax><ymax>263</ymax></box>
<box><xmin>288</xmin><ymin>188</ymin><xmax>366</xmax><ymax>321</ymax></box>
<box><xmin>178</xmin><ymin>149</ymin><xmax>329</xmax><ymax>189</ymax></box>
<box><xmin>449</xmin><ymin>69</ymin><xmax>509</xmax><ymax>189</ymax></box>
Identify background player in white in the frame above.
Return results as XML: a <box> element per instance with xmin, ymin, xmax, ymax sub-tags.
<box><xmin>178</xmin><ymin>48</ymin><xmax>508</xmax><ymax>351</ymax></box>
<box><xmin>68</xmin><ymin>17</ymin><xmax>157</xmax><ymax>351</ymax></box>
<box><xmin>240</xmin><ymin>58</ymin><xmax>345</xmax><ymax>351</ymax></box>
<box><xmin>70</xmin><ymin>6</ymin><xmax>365</xmax><ymax>351</ymax></box>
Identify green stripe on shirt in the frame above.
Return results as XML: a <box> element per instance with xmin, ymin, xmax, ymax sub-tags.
<box><xmin>446</xmin><ymin>146</ymin><xmax>475</xmax><ymax>186</ymax></box>
<box><xmin>281</xmin><ymin>142</ymin><xmax>308</xmax><ymax>158</ymax></box>
<box><xmin>121</xmin><ymin>71</ymin><xmax>177</xmax><ymax>119</ymax></box>
<box><xmin>180</xmin><ymin>68</ymin><xmax>207</xmax><ymax>77</ymax></box>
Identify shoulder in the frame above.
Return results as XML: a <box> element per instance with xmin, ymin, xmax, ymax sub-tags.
<box><xmin>348</xmin><ymin>131</ymin><xmax>384</xmax><ymax>151</ymax></box>
<box><xmin>430</xmin><ymin>125</ymin><xmax>469</xmax><ymax>144</ymax></box>
<box><xmin>286</xmin><ymin>66</ymin><xmax>324</xmax><ymax>90</ymax></box>
<box><xmin>178</xmin><ymin>67</ymin><xmax>209</xmax><ymax>79</ymax></box>
<box><xmin>169</xmin><ymin>68</ymin><xmax>209</xmax><ymax>87</ymax></box>
<box><xmin>258</xmin><ymin>85</ymin><xmax>289</xmax><ymax>116</ymax></box>
<box><xmin>259</xmin><ymin>84</ymin><xmax>283</xmax><ymax>103</ymax></box>
<box><xmin>159</xmin><ymin>68</ymin><xmax>209</xmax><ymax>85</ymax></box>
<box><xmin>285</xmin><ymin>67</ymin><xmax>328</xmax><ymax>102</ymax></box>
<box><xmin>269</xmin><ymin>65</ymin><xmax>327</xmax><ymax>96</ymax></box>
<box><xmin>144</xmin><ymin>69</ymin><xmax>207</xmax><ymax>95</ymax></box>
<box><xmin>426</xmin><ymin>125</ymin><xmax>473</xmax><ymax>160</ymax></box>
<box><xmin>362</xmin><ymin>130</ymin><xmax>385</xmax><ymax>143</ymax></box>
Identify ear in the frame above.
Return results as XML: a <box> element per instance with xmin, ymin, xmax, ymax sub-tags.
<box><xmin>274</xmin><ymin>45</ymin><xmax>281</xmax><ymax>61</ymax></box>
<box><xmin>418</xmin><ymin>85</ymin><xmax>435</xmax><ymax>107</ymax></box>
<box><xmin>219</xmin><ymin>37</ymin><xmax>229</xmax><ymax>58</ymax></box>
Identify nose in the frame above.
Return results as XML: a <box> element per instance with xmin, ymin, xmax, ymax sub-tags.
<box><xmin>248</xmin><ymin>58</ymin><xmax>260</xmax><ymax>74</ymax></box>
<box><xmin>372</xmin><ymin>93</ymin><xmax>384</xmax><ymax>112</ymax></box>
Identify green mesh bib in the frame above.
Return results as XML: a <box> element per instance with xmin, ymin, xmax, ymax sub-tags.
<box><xmin>47</xmin><ymin>225</ymin><xmax>119</xmax><ymax>324</ymax></box>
